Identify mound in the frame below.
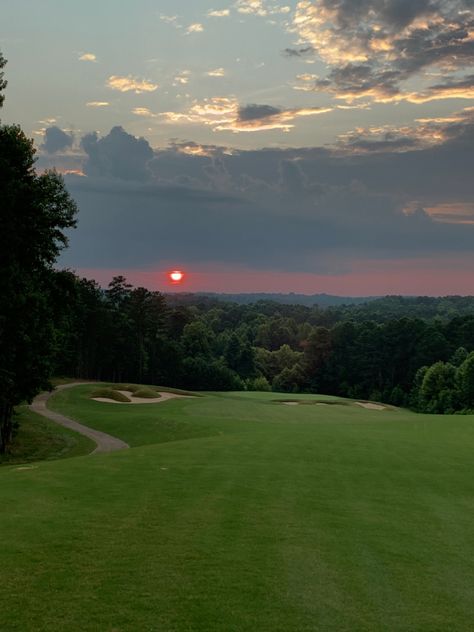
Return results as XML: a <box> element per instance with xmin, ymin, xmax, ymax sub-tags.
<box><xmin>90</xmin><ymin>388</ymin><xmax>131</xmax><ymax>403</ymax></box>
<box><xmin>133</xmin><ymin>388</ymin><xmax>161</xmax><ymax>399</ymax></box>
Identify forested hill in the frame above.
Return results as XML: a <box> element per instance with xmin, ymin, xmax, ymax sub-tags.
<box><xmin>195</xmin><ymin>293</ymin><xmax>379</xmax><ymax>307</ymax></box>
<box><xmin>166</xmin><ymin>293</ymin><xmax>474</xmax><ymax>321</ymax></box>
<box><xmin>44</xmin><ymin>274</ymin><xmax>474</xmax><ymax>417</ymax></box>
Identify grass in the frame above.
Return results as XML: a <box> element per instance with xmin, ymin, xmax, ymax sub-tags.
<box><xmin>0</xmin><ymin>405</ymin><xmax>94</xmax><ymax>465</ymax></box>
<box><xmin>1</xmin><ymin>385</ymin><xmax>474</xmax><ymax>630</ymax></box>
<box><xmin>132</xmin><ymin>387</ymin><xmax>161</xmax><ymax>398</ymax></box>
<box><xmin>90</xmin><ymin>388</ymin><xmax>131</xmax><ymax>402</ymax></box>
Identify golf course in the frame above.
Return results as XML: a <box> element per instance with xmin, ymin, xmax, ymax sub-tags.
<box><xmin>2</xmin><ymin>383</ymin><xmax>474</xmax><ymax>631</ymax></box>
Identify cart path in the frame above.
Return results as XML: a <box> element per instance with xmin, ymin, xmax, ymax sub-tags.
<box><xmin>30</xmin><ymin>383</ymin><xmax>130</xmax><ymax>454</ymax></box>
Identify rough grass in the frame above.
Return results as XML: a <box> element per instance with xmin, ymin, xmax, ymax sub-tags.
<box><xmin>0</xmin><ymin>406</ymin><xmax>94</xmax><ymax>465</ymax></box>
<box><xmin>112</xmin><ymin>383</ymin><xmax>141</xmax><ymax>393</ymax></box>
<box><xmin>2</xmin><ymin>386</ymin><xmax>474</xmax><ymax>630</ymax></box>
<box><xmin>132</xmin><ymin>387</ymin><xmax>161</xmax><ymax>398</ymax></box>
<box><xmin>90</xmin><ymin>388</ymin><xmax>131</xmax><ymax>403</ymax></box>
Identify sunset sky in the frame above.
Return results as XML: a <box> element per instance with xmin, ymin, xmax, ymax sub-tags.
<box><xmin>2</xmin><ymin>0</ymin><xmax>474</xmax><ymax>295</ymax></box>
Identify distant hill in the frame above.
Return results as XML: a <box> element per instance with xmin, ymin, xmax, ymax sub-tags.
<box><xmin>165</xmin><ymin>292</ymin><xmax>379</xmax><ymax>307</ymax></box>
<box><xmin>164</xmin><ymin>293</ymin><xmax>474</xmax><ymax>320</ymax></box>
<box><xmin>204</xmin><ymin>292</ymin><xmax>382</xmax><ymax>307</ymax></box>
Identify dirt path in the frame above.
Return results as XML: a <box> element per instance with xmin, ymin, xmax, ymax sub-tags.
<box><xmin>30</xmin><ymin>383</ymin><xmax>129</xmax><ymax>454</ymax></box>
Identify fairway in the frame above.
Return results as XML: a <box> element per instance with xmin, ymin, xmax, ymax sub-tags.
<box><xmin>2</xmin><ymin>385</ymin><xmax>474</xmax><ymax>631</ymax></box>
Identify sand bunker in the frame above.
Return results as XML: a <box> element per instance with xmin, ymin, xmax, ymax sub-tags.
<box><xmin>278</xmin><ymin>399</ymin><xmax>385</xmax><ymax>410</ymax></box>
<box><xmin>355</xmin><ymin>402</ymin><xmax>386</xmax><ymax>410</ymax></box>
<box><xmin>93</xmin><ymin>390</ymin><xmax>192</xmax><ymax>404</ymax></box>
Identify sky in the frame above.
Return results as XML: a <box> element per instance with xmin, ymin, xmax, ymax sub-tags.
<box><xmin>1</xmin><ymin>0</ymin><xmax>474</xmax><ymax>295</ymax></box>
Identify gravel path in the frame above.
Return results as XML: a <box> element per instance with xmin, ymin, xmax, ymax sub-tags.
<box><xmin>29</xmin><ymin>383</ymin><xmax>130</xmax><ymax>454</ymax></box>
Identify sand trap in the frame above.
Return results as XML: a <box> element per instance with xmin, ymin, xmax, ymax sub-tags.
<box><xmin>93</xmin><ymin>390</ymin><xmax>193</xmax><ymax>404</ymax></box>
<box><xmin>282</xmin><ymin>401</ymin><xmax>299</xmax><ymax>406</ymax></box>
<box><xmin>355</xmin><ymin>402</ymin><xmax>386</xmax><ymax>410</ymax></box>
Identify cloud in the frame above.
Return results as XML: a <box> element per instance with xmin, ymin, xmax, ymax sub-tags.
<box><xmin>186</xmin><ymin>23</ymin><xmax>204</xmax><ymax>34</ymax></box>
<box><xmin>424</xmin><ymin>203</ymin><xmax>474</xmax><ymax>225</ymax></box>
<box><xmin>78</xmin><ymin>53</ymin><xmax>96</xmax><ymax>62</ymax></box>
<box><xmin>160</xmin><ymin>97</ymin><xmax>237</xmax><ymax>126</ymax></box>
<box><xmin>81</xmin><ymin>126</ymin><xmax>154</xmax><ymax>182</ymax></box>
<box><xmin>160</xmin><ymin>14</ymin><xmax>181</xmax><ymax>27</ymax></box>
<box><xmin>404</xmin><ymin>74</ymin><xmax>474</xmax><ymax>104</ymax></box>
<box><xmin>289</xmin><ymin>0</ymin><xmax>474</xmax><ymax>104</ymax></box>
<box><xmin>336</xmin><ymin>106</ymin><xmax>474</xmax><ymax>153</ymax></box>
<box><xmin>160</xmin><ymin>98</ymin><xmax>333</xmax><ymax>132</ymax></box>
<box><xmin>56</xmin><ymin>115</ymin><xmax>474</xmax><ymax>278</ymax></box>
<box><xmin>235</xmin><ymin>0</ymin><xmax>268</xmax><ymax>15</ymax></box>
<box><xmin>216</xmin><ymin>103</ymin><xmax>333</xmax><ymax>132</ymax></box>
<box><xmin>132</xmin><ymin>107</ymin><xmax>157</xmax><ymax>118</ymax></box>
<box><xmin>106</xmin><ymin>75</ymin><xmax>159</xmax><ymax>93</ymax></box>
<box><xmin>41</xmin><ymin>126</ymin><xmax>74</xmax><ymax>154</ymax></box>
<box><xmin>283</xmin><ymin>46</ymin><xmax>315</xmax><ymax>57</ymax></box>
<box><xmin>173</xmin><ymin>71</ymin><xmax>191</xmax><ymax>86</ymax></box>
<box><xmin>208</xmin><ymin>9</ymin><xmax>230</xmax><ymax>17</ymax></box>
<box><xmin>207</xmin><ymin>68</ymin><xmax>226</xmax><ymax>77</ymax></box>
<box><xmin>86</xmin><ymin>101</ymin><xmax>110</xmax><ymax>108</ymax></box>
<box><xmin>235</xmin><ymin>0</ymin><xmax>290</xmax><ymax>16</ymax></box>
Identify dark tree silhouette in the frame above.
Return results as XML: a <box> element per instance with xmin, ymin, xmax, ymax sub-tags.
<box><xmin>0</xmin><ymin>52</ymin><xmax>77</xmax><ymax>452</ymax></box>
<box><xmin>0</xmin><ymin>51</ymin><xmax>7</xmax><ymax>108</ymax></box>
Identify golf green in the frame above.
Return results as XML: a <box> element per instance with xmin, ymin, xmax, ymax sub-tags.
<box><xmin>1</xmin><ymin>385</ymin><xmax>474</xmax><ymax>631</ymax></box>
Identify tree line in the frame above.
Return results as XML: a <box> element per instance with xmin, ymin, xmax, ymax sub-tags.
<box><xmin>51</xmin><ymin>272</ymin><xmax>474</xmax><ymax>415</ymax></box>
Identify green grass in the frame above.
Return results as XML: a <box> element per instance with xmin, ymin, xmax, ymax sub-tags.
<box><xmin>1</xmin><ymin>385</ymin><xmax>474</xmax><ymax>630</ymax></box>
<box><xmin>0</xmin><ymin>405</ymin><xmax>94</xmax><ymax>465</ymax></box>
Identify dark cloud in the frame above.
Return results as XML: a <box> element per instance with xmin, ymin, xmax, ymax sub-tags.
<box><xmin>282</xmin><ymin>46</ymin><xmax>315</xmax><ymax>57</ymax></box>
<box><xmin>237</xmin><ymin>104</ymin><xmax>282</xmax><ymax>121</ymax></box>
<box><xmin>81</xmin><ymin>126</ymin><xmax>154</xmax><ymax>182</ymax></box>
<box><xmin>314</xmin><ymin>65</ymin><xmax>402</xmax><ymax>101</ymax></box>
<box><xmin>41</xmin><ymin>126</ymin><xmax>73</xmax><ymax>154</ymax></box>
<box><xmin>56</xmin><ymin>116</ymin><xmax>474</xmax><ymax>274</ymax></box>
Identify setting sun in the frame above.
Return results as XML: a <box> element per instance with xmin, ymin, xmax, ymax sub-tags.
<box><xmin>169</xmin><ymin>270</ymin><xmax>184</xmax><ymax>283</ymax></box>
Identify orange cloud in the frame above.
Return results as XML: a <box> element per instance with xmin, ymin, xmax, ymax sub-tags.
<box><xmin>107</xmin><ymin>75</ymin><xmax>159</xmax><ymax>93</ymax></box>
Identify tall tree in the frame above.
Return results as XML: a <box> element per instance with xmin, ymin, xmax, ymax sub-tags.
<box><xmin>0</xmin><ymin>53</ymin><xmax>77</xmax><ymax>451</ymax></box>
<box><xmin>0</xmin><ymin>52</ymin><xmax>6</xmax><ymax>108</ymax></box>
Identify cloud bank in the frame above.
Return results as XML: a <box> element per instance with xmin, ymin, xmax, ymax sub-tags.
<box><xmin>42</xmin><ymin>118</ymin><xmax>473</xmax><ymax>283</ymax></box>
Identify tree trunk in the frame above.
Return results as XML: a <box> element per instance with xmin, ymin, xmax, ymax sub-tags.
<box><xmin>0</xmin><ymin>398</ymin><xmax>14</xmax><ymax>454</ymax></box>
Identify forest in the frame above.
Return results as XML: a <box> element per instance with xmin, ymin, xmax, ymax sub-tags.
<box><xmin>51</xmin><ymin>272</ymin><xmax>474</xmax><ymax>415</ymax></box>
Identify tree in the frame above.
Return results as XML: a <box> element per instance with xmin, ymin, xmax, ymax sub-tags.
<box><xmin>0</xmin><ymin>52</ymin><xmax>6</xmax><ymax>108</ymax></box>
<box><xmin>456</xmin><ymin>352</ymin><xmax>474</xmax><ymax>410</ymax></box>
<box><xmin>0</xmin><ymin>54</ymin><xmax>77</xmax><ymax>451</ymax></box>
<box><xmin>419</xmin><ymin>361</ymin><xmax>457</xmax><ymax>413</ymax></box>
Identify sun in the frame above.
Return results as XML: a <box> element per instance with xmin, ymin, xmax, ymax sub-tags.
<box><xmin>169</xmin><ymin>270</ymin><xmax>184</xmax><ymax>284</ymax></box>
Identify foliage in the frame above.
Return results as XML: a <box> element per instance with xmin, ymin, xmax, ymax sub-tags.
<box><xmin>247</xmin><ymin>376</ymin><xmax>271</xmax><ymax>392</ymax></box>
<box><xmin>0</xmin><ymin>71</ymin><xmax>77</xmax><ymax>452</ymax></box>
<box><xmin>457</xmin><ymin>352</ymin><xmax>474</xmax><ymax>409</ymax></box>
